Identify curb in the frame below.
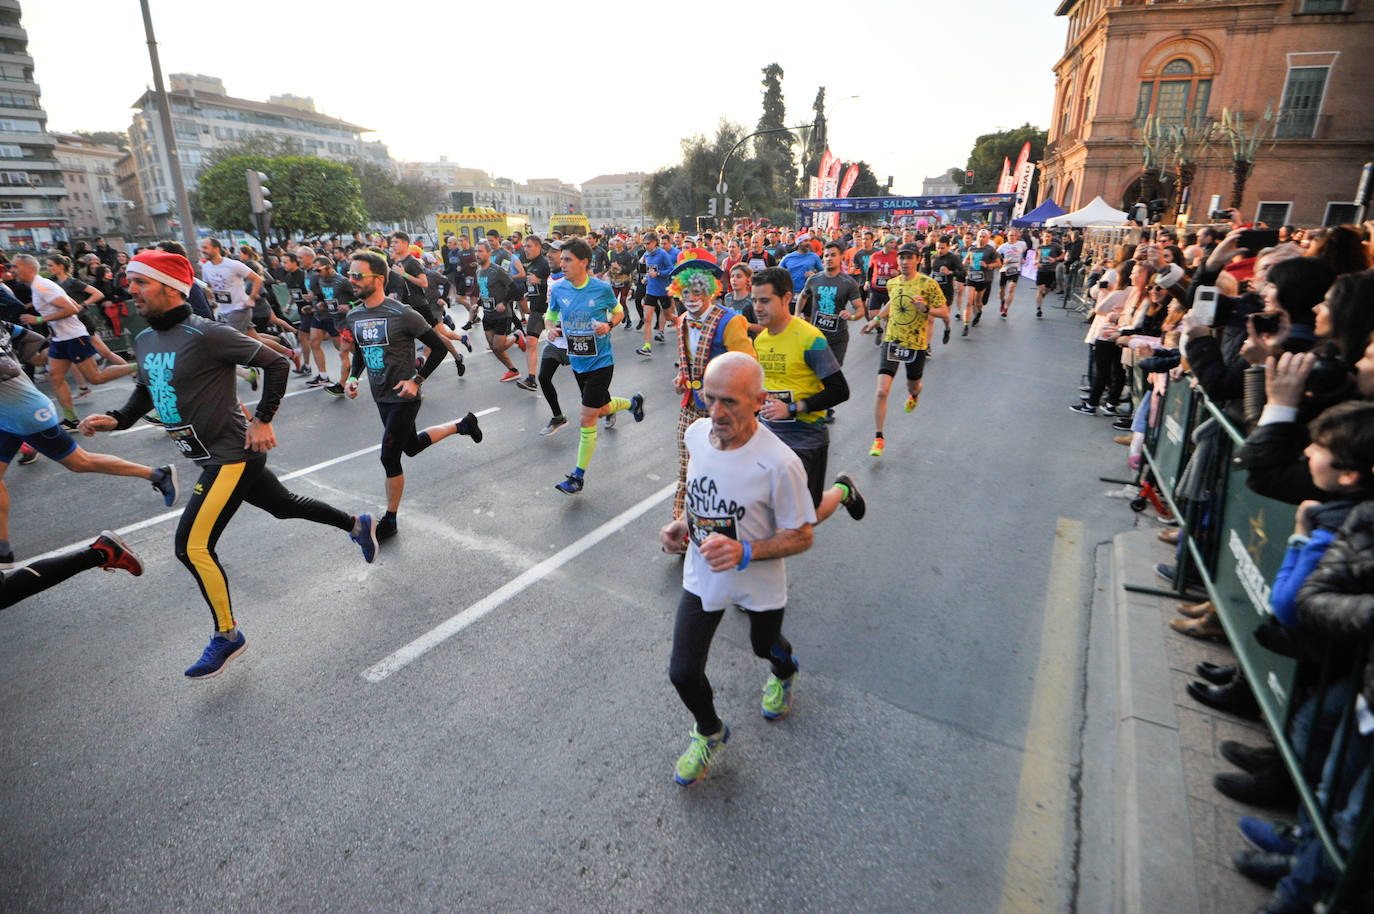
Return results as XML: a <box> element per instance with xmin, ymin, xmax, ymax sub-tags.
<box><xmin>1112</xmin><ymin>530</ymin><xmax>1201</xmax><ymax>914</ymax></box>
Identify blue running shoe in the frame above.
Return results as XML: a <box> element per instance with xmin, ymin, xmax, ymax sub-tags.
<box><xmin>351</xmin><ymin>514</ymin><xmax>378</xmax><ymax>564</ymax></box>
<box><xmin>1239</xmin><ymin>817</ymin><xmax>1300</xmax><ymax>855</ymax></box>
<box><xmin>184</xmin><ymin>631</ymin><xmax>247</xmax><ymax>679</ymax></box>
<box><xmin>630</xmin><ymin>392</ymin><xmax>645</xmax><ymax>422</ymax></box>
<box><xmin>150</xmin><ymin>464</ymin><xmax>179</xmax><ymax>507</ymax></box>
<box><xmin>555</xmin><ymin>473</ymin><xmax>584</xmax><ymax>495</ymax></box>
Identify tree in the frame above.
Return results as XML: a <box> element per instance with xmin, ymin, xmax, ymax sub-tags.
<box><xmin>958</xmin><ymin>124</ymin><xmax>1048</xmax><ymax>193</ymax></box>
<box><xmin>845</xmin><ymin>161</ymin><xmax>883</xmax><ymax>198</ymax></box>
<box><xmin>646</xmin><ymin>120</ymin><xmax>782</xmax><ymax>228</ymax></box>
<box><xmin>193</xmin><ymin>154</ymin><xmax>274</xmax><ymax>236</ymax></box>
<box><xmin>396</xmin><ymin>177</ymin><xmax>445</xmax><ymax>227</ymax></box>
<box><xmin>1213</xmin><ymin>103</ymin><xmax>1276</xmax><ymax>211</ymax></box>
<box><xmin>803</xmin><ymin>86</ymin><xmax>827</xmax><ymax>182</ymax></box>
<box><xmin>73</xmin><ymin>130</ymin><xmax>128</xmax><ymax>150</ymax></box>
<box><xmin>193</xmin><ymin>155</ymin><xmax>365</xmax><ymax>243</ymax></box>
<box><xmin>755</xmin><ymin>63</ymin><xmax>794</xmax><ymax>203</ymax></box>
<box><xmin>203</xmin><ymin>134</ymin><xmax>302</xmax><ymax>170</ymax></box>
<box><xmin>349</xmin><ymin>159</ymin><xmax>405</xmax><ymax>224</ymax></box>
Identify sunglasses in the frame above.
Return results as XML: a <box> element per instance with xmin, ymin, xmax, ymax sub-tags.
<box><xmin>346</xmin><ymin>271</ymin><xmax>377</xmax><ymax>280</ymax></box>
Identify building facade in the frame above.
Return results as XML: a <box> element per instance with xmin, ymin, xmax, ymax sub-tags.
<box><xmin>582</xmin><ymin>173</ymin><xmax>646</xmax><ymax>230</ymax></box>
<box><xmin>127</xmin><ymin>74</ymin><xmax>391</xmax><ymax>235</ymax></box>
<box><xmin>921</xmin><ymin>171</ymin><xmax>960</xmax><ymax>197</ymax></box>
<box><xmin>399</xmin><ymin>160</ymin><xmax>582</xmax><ymax>236</ymax></box>
<box><xmin>0</xmin><ymin>0</ymin><xmax>67</xmax><ymax>251</ymax></box>
<box><xmin>1041</xmin><ymin>0</ymin><xmax>1374</xmax><ymax>227</ymax></box>
<box><xmin>53</xmin><ymin>133</ymin><xmax>126</xmax><ymax>240</ymax></box>
<box><xmin>114</xmin><ymin>151</ymin><xmax>149</xmax><ymax>241</ymax></box>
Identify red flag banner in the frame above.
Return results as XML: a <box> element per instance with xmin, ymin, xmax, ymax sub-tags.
<box><xmin>838</xmin><ymin>164</ymin><xmax>860</xmax><ymax>198</ymax></box>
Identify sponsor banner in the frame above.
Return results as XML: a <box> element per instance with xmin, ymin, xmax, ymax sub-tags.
<box><xmin>838</xmin><ymin>164</ymin><xmax>859</xmax><ymax>199</ymax></box>
<box><xmin>1011</xmin><ymin>162</ymin><xmax>1036</xmax><ymax>218</ymax></box>
<box><xmin>794</xmin><ymin>193</ymin><xmax>1016</xmax><ymax>215</ymax></box>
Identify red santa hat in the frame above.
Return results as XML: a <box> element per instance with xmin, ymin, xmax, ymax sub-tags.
<box><xmin>127</xmin><ymin>250</ymin><xmax>194</xmax><ymax>296</ymax></box>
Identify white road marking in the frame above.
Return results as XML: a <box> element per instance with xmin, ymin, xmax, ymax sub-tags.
<box><xmin>16</xmin><ymin>407</ymin><xmax>501</xmax><ymax>564</ymax></box>
<box><xmin>361</xmin><ymin>482</ymin><xmax>675</xmax><ymax>683</ymax></box>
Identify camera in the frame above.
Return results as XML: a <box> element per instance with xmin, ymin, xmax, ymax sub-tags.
<box><xmin>1209</xmin><ymin>208</ymin><xmax>1232</xmax><ymax>221</ymax></box>
<box><xmin>1251</xmin><ymin>311</ymin><xmax>1282</xmax><ymax>336</ymax></box>
<box><xmin>1192</xmin><ymin>285</ymin><xmax>1233</xmax><ymax>328</ymax></box>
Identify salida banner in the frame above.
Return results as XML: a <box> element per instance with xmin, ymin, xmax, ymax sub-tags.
<box><xmin>794</xmin><ymin>193</ymin><xmax>1016</xmax><ymax>215</ymax></box>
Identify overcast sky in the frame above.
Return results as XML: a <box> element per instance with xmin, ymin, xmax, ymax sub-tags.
<box><xmin>28</xmin><ymin>0</ymin><xmax>1067</xmax><ymax>192</ymax></box>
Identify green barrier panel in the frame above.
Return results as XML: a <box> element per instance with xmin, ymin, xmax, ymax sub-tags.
<box><xmin>1149</xmin><ymin>377</ymin><xmax>1194</xmax><ymax>499</ymax></box>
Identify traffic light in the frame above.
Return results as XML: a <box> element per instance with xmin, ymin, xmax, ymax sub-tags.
<box><xmin>708</xmin><ymin>197</ymin><xmax>717</xmax><ymax>216</ymax></box>
<box><xmin>723</xmin><ymin>197</ymin><xmax>732</xmax><ymax>216</ymax></box>
<box><xmin>247</xmin><ymin>170</ymin><xmax>271</xmax><ymax>214</ymax></box>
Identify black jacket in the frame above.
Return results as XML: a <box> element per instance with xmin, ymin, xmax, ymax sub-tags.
<box><xmin>1297</xmin><ymin>500</ymin><xmax>1374</xmax><ymax>708</ymax></box>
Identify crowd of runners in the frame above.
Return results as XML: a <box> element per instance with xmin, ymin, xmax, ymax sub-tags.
<box><xmin>0</xmin><ymin>218</ymin><xmax>1061</xmax><ymax>786</ymax></box>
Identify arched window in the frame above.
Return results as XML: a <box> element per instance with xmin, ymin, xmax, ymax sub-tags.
<box><xmin>1061</xmin><ymin>180</ymin><xmax>1076</xmax><ymax>211</ymax></box>
<box><xmin>1135</xmin><ymin>38</ymin><xmax>1218</xmax><ymax>126</ymax></box>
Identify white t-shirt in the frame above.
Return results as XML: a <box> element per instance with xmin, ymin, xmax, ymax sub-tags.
<box><xmin>200</xmin><ymin>257</ymin><xmax>256</xmax><ymax>313</ymax></box>
<box><xmin>997</xmin><ymin>241</ymin><xmax>1026</xmax><ymax>273</ymax></box>
<box><xmin>681</xmin><ymin>418</ymin><xmax>816</xmax><ymax>612</ymax></box>
<box><xmin>30</xmin><ymin>275</ymin><xmax>87</xmax><ymax>341</ymax></box>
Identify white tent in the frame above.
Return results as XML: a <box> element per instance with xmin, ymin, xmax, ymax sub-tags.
<box><xmin>1046</xmin><ymin>195</ymin><xmax>1128</xmax><ymax>227</ymax></box>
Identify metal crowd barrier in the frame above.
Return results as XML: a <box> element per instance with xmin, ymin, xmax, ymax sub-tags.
<box><xmin>1126</xmin><ymin>368</ymin><xmax>1372</xmax><ymax>911</ymax></box>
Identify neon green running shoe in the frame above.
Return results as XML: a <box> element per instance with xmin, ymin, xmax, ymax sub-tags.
<box><xmin>674</xmin><ymin>723</ymin><xmax>730</xmax><ymax>787</ymax></box>
<box><xmin>762</xmin><ymin>663</ymin><xmax>799</xmax><ymax>721</ymax></box>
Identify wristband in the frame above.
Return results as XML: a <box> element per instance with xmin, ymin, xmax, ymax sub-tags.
<box><xmin>34</xmin><ymin>316</ymin><xmax>42</xmax><ymax>324</ymax></box>
<box><xmin>347</xmin><ymin>376</ymin><xmax>358</xmax><ymax>385</ymax></box>
<box><xmin>737</xmin><ymin>541</ymin><xmax>752</xmax><ymax>571</ymax></box>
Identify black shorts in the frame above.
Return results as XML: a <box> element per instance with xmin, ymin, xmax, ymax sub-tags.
<box><xmin>964</xmin><ymin>280</ymin><xmax>991</xmax><ymax>294</ymax></box>
<box><xmin>525</xmin><ymin>308</ymin><xmax>547</xmax><ymax>337</ymax></box>
<box><xmin>410</xmin><ymin>301</ymin><xmax>439</xmax><ymax>327</ymax></box>
<box><xmin>999</xmin><ymin>271</ymin><xmax>1020</xmax><ymax>288</ymax></box>
<box><xmin>791</xmin><ymin>444</ymin><xmax>828</xmax><ymax>509</ymax></box>
<box><xmin>572</xmin><ymin>364</ymin><xmax>613</xmax><ymax>410</ymax></box>
<box><xmin>866</xmin><ymin>289</ymin><xmax>889</xmax><ymax>313</ymax></box>
<box><xmin>1036</xmin><ymin>270</ymin><xmax>1057</xmax><ymax>288</ymax></box>
<box><xmin>878</xmin><ymin>342</ymin><xmax>927</xmax><ymax>380</ymax></box>
<box><xmin>643</xmin><ymin>294</ymin><xmax>672</xmax><ymax>311</ymax></box>
<box><xmin>482</xmin><ymin>310</ymin><xmax>513</xmax><ymax>334</ymax></box>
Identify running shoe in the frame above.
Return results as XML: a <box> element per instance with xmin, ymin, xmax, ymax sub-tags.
<box><xmin>1068</xmin><ymin>402</ymin><xmax>1099</xmax><ymax>416</ymax></box>
<box><xmin>442</xmin><ymin>313</ymin><xmax>456</xmax><ymax>331</ymax></box>
<box><xmin>515</xmin><ymin>375</ymin><xmax>538</xmax><ymax>391</ymax></box>
<box><xmin>59</xmin><ymin>417</ymin><xmax>78</xmax><ymax>430</ymax></box>
<box><xmin>972</xmin><ymin>310</ymin><xmax>982</xmax><ymax>327</ymax></box>
<box><xmin>247</xmin><ymin>368</ymin><xmax>259</xmax><ymax>392</ymax></box>
<box><xmin>150</xmin><ymin>464</ymin><xmax>179</xmax><ymax>507</ymax></box>
<box><xmin>630</xmin><ymin>392</ymin><xmax>645</xmax><ymax>422</ymax></box>
<box><xmin>869</xmin><ymin>437</ymin><xmax>884</xmax><ymax>457</ymax></box>
<box><xmin>325</xmin><ymin>383</ymin><xmax>346</xmax><ymax>397</ymax></box>
<box><xmin>635</xmin><ymin>318</ymin><xmax>644</xmax><ymax>330</ymax></box>
<box><xmin>942</xmin><ymin>326</ymin><xmax>951</xmax><ymax>344</ymax></box>
<box><xmin>834</xmin><ymin>473</ymin><xmax>865</xmax><ymax>520</ymax></box>
<box><xmin>184</xmin><ymin>631</ymin><xmax>247</xmax><ymax>680</ymax></box>
<box><xmin>1036</xmin><ymin>308</ymin><xmax>1043</xmax><ymax>318</ymax></box>
<box><xmin>0</xmin><ymin>551</ymin><xmax>12</xmax><ymax>570</ymax></box>
<box><xmin>453</xmin><ymin>354</ymin><xmax>466</xmax><ymax>377</ymax></box>
<box><xmin>306</xmin><ymin>374</ymin><xmax>329</xmax><ymax>388</ymax></box>
<box><xmin>500</xmin><ymin>369</ymin><xmax>520</xmax><ymax>382</ymax></box>
<box><xmin>460</xmin><ymin>333</ymin><xmax>473</xmax><ymax>353</ymax></box>
<box><xmin>375</xmin><ymin>517</ymin><xmax>398</xmax><ymax>541</ymax></box>
<box><xmin>540</xmin><ymin>416</ymin><xmax>568</xmax><ymax>437</ymax></box>
<box><xmin>555</xmin><ymin>473</ymin><xmax>584</xmax><ymax>495</ymax></box>
<box><xmin>674</xmin><ymin>723</ymin><xmax>730</xmax><ymax>787</ymax></box>
<box><xmin>457</xmin><ymin>411</ymin><xmax>483</xmax><ymax>443</ymax></box>
<box><xmin>75</xmin><ymin>386</ymin><xmax>92</xmax><ymax>400</ymax></box>
<box><xmin>350</xmin><ymin>514</ymin><xmax>378</xmax><ymax>564</ymax></box>
<box><xmin>654</xmin><ymin>331</ymin><xmax>665</xmax><ymax>342</ymax></box>
<box><xmin>292</xmin><ymin>364</ymin><xmax>313</xmax><ymax>376</ymax></box>
<box><xmin>142</xmin><ymin>411</ymin><xmax>164</xmax><ymax>426</ymax></box>
<box><xmin>461</xmin><ymin>319</ymin><xmax>474</xmax><ymax>331</ymax></box>
<box><xmin>604</xmin><ymin>412</ymin><xmax>617</xmax><ymax>429</ymax></box>
<box><xmin>92</xmin><ymin>530</ymin><xmax>143</xmax><ymax>576</ymax></box>
<box><xmin>762</xmin><ymin>665</ymin><xmax>799</xmax><ymax>720</ymax></box>
<box><xmin>961</xmin><ymin>324</ymin><xmax>969</xmax><ymax>337</ymax></box>
<box><xmin>16</xmin><ymin>443</ymin><xmax>37</xmax><ymax>465</ymax></box>
<box><xmin>904</xmin><ymin>394</ymin><xmax>918</xmax><ymax>413</ymax></box>
<box><xmin>513</xmin><ymin>330</ymin><xmax>528</xmax><ymax>352</ymax></box>
<box><xmin>635</xmin><ymin>346</ymin><xmax>652</xmax><ymax>358</ymax></box>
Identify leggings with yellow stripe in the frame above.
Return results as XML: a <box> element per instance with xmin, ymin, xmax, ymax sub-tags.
<box><xmin>174</xmin><ymin>456</ymin><xmax>353</xmax><ymax>633</ymax></box>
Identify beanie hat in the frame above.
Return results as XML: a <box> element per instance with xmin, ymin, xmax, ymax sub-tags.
<box><xmin>127</xmin><ymin>250</ymin><xmax>193</xmax><ymax>296</ymax></box>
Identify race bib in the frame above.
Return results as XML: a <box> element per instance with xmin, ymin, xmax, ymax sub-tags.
<box><xmin>875</xmin><ymin>276</ymin><xmax>888</xmax><ymax>287</ymax></box>
<box><xmin>887</xmin><ymin>343</ymin><xmax>918</xmax><ymax>363</ymax></box>
<box><xmin>686</xmin><ymin>509</ymin><xmax>739</xmax><ymax>547</ymax></box>
<box><xmin>968</xmin><ymin>270</ymin><xmax>984</xmax><ymax>283</ymax></box>
<box><xmin>290</xmin><ymin>288</ymin><xmax>304</xmax><ymax>303</ymax></box>
<box><xmin>814</xmin><ymin>312</ymin><xmax>840</xmax><ymax>332</ymax></box>
<box><xmin>567</xmin><ymin>333</ymin><xmax>596</xmax><ymax>357</ymax></box>
<box><xmin>352</xmin><ymin>317</ymin><xmax>390</xmax><ymax>348</ymax></box>
<box><xmin>480</xmin><ymin>297</ymin><xmax>496</xmax><ymax>315</ymax></box>
<box><xmin>213</xmin><ymin>291</ymin><xmax>231</xmax><ymax>305</ymax></box>
<box><xmin>165</xmin><ymin>423</ymin><xmax>210</xmax><ymax>461</ymax></box>
<box><xmin>764</xmin><ymin>388</ymin><xmax>795</xmax><ymax>422</ymax></box>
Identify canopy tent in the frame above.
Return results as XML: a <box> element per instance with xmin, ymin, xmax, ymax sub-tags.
<box><xmin>1011</xmin><ymin>200</ymin><xmax>1066</xmax><ymax>227</ymax></box>
<box><xmin>1046</xmin><ymin>196</ymin><xmax>1128</xmax><ymax>227</ymax></box>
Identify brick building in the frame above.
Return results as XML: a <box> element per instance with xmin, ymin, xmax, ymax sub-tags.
<box><xmin>1041</xmin><ymin>0</ymin><xmax>1374</xmax><ymax>227</ymax></box>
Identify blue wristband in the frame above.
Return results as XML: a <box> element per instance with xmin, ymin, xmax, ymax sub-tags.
<box><xmin>737</xmin><ymin>541</ymin><xmax>752</xmax><ymax>571</ymax></box>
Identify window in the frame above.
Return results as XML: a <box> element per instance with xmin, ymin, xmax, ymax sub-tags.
<box><xmin>0</xmin><ymin>200</ymin><xmax>25</xmax><ymax>212</ymax></box>
<box><xmin>1300</xmin><ymin>0</ymin><xmax>1346</xmax><ymax>11</ymax></box>
<box><xmin>0</xmin><ymin>118</ymin><xmax>40</xmax><ymax>133</ymax></box>
<box><xmin>0</xmin><ymin>144</ymin><xmax>22</xmax><ymax>158</ymax></box>
<box><xmin>1276</xmin><ymin>66</ymin><xmax>1329</xmax><ymax>138</ymax></box>
<box><xmin>1255</xmin><ymin>201</ymin><xmax>1292</xmax><ymax>226</ymax></box>
<box><xmin>1136</xmin><ymin>54</ymin><xmax>1213</xmax><ymax>125</ymax></box>
<box><xmin>1322</xmin><ymin>202</ymin><xmax>1358</xmax><ymax>226</ymax></box>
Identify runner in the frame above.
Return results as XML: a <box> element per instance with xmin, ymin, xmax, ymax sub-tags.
<box><xmin>473</xmin><ymin>241</ymin><xmax>524</xmax><ymax>382</ymax></box>
<box><xmin>43</xmin><ymin>253</ymin><xmax>129</xmax><ymax>398</ymax></box>
<box><xmin>797</xmin><ymin>242</ymin><xmax>865</xmax><ymax>368</ymax></box>
<box><xmin>750</xmin><ymin>267</ymin><xmax>864</xmax><ymax>523</ymax></box>
<box><xmin>658</xmin><ymin>352</ymin><xmax>816</xmax><ymax>787</ymax></box>
<box><xmin>863</xmin><ymin>244</ymin><xmax>948</xmax><ymax>456</ymax></box>
<box><xmin>200</xmin><ymin>238</ymin><xmax>296</xmax><ymax>388</ymax></box>
<box><xmin>11</xmin><ymin>254</ymin><xmax>136</xmax><ymax>428</ymax></box>
<box><xmin>923</xmin><ymin>235</ymin><xmax>963</xmax><ymax>345</ymax></box>
<box><xmin>635</xmin><ymin>234</ymin><xmax>675</xmax><ymax>357</ymax></box>
<box><xmin>308</xmin><ymin>255</ymin><xmax>353</xmax><ymax>394</ymax></box>
<box><xmin>0</xmin><ymin>530</ymin><xmax>142</xmax><ymax>610</ymax></box>
<box><xmin>607</xmin><ymin>236</ymin><xmax>637</xmax><ymax>334</ymax></box>
<box><xmin>80</xmin><ymin>249</ymin><xmax>378</xmax><ymax>680</ymax></box>
<box><xmin>536</xmin><ymin>244</ymin><xmax>574</xmax><ymax>436</ymax></box>
<box><xmin>997</xmin><ymin>229</ymin><xmax>1028</xmax><ymax>316</ymax></box>
<box><xmin>343</xmin><ymin>250</ymin><xmax>482</xmax><ymax>541</ymax></box>
<box><xmin>959</xmin><ymin>229</ymin><xmax>999</xmax><ymax>336</ymax></box>
<box><xmin>514</xmin><ymin>236</ymin><xmax>551</xmax><ymax>391</ymax></box>
<box><xmin>545</xmin><ymin>239</ymin><xmax>644</xmax><ymax>494</ymax></box>
<box><xmin>1034</xmin><ymin>230</ymin><xmax>1065</xmax><ymax>318</ymax></box>
<box><xmin>670</xmin><ymin>256</ymin><xmax>754</xmax><ymax>518</ymax></box>
<box><xmin>866</xmin><ymin>236</ymin><xmax>900</xmax><ymax>346</ymax></box>
<box><xmin>386</xmin><ymin>234</ymin><xmax>468</xmax><ymax>375</ymax></box>
<box><xmin>280</xmin><ymin>252</ymin><xmax>314</xmax><ymax>378</ymax></box>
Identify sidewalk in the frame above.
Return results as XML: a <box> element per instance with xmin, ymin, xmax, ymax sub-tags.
<box><xmin>1109</xmin><ymin>527</ymin><xmax>1276</xmax><ymax>914</ymax></box>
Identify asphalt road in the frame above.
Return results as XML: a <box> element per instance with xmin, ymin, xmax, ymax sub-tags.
<box><xmin>0</xmin><ymin>286</ymin><xmax>1136</xmax><ymax>912</ymax></box>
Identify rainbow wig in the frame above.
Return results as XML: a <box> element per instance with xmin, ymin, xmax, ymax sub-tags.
<box><xmin>669</xmin><ymin>267</ymin><xmax>721</xmax><ymax>301</ymax></box>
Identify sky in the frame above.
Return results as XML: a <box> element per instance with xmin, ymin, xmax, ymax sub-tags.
<box><xmin>27</xmin><ymin>0</ymin><xmax>1068</xmax><ymax>193</ymax></box>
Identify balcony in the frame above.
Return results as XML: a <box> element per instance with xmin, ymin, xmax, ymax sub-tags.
<box><xmin>0</xmin><ymin>49</ymin><xmax>32</xmax><ymax>67</ymax></box>
<box><xmin>0</xmin><ymin>24</ymin><xmax>24</xmax><ymax>42</ymax></box>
